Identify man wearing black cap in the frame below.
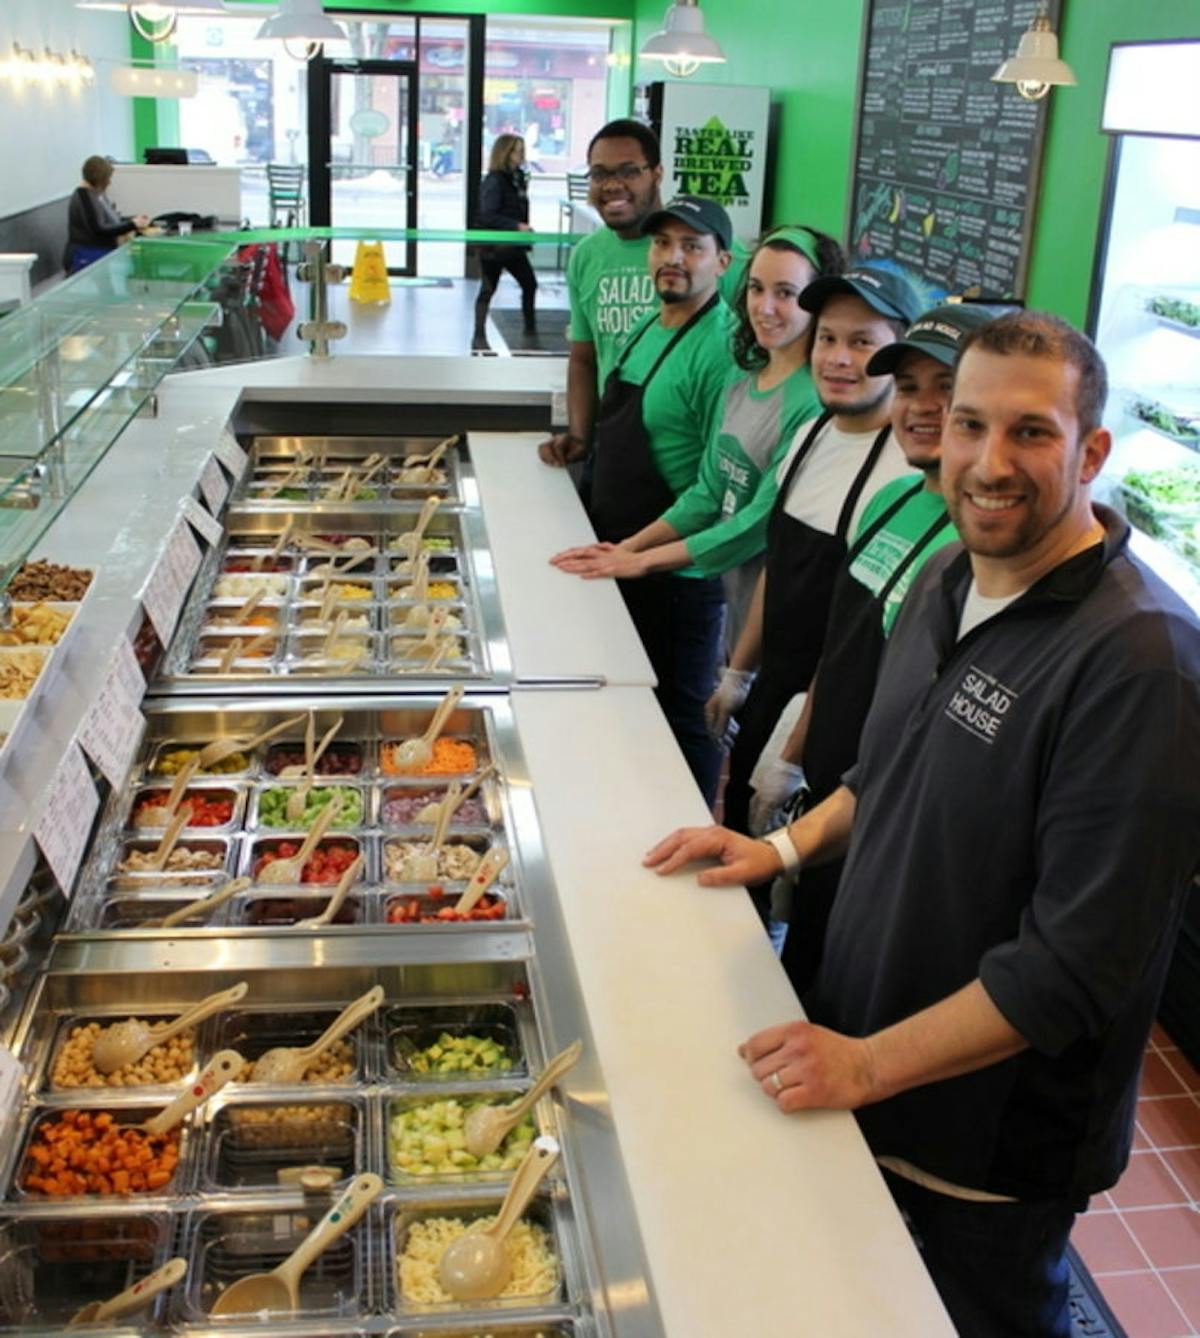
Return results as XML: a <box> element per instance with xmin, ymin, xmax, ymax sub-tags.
<box><xmin>579</xmin><ymin>194</ymin><xmax>735</xmax><ymax>803</ymax></box>
<box><xmin>711</xmin><ymin>265</ymin><xmax>922</xmax><ymax>850</ymax></box>
<box><xmin>752</xmin><ymin>303</ymin><xmax>996</xmax><ymax>992</ymax></box>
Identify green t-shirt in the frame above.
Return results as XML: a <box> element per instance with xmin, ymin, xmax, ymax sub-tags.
<box><xmin>568</xmin><ymin>229</ymin><xmax>752</xmax><ymax>390</ymax></box>
<box><xmin>661</xmin><ymin>362</ymin><xmax>819</xmax><ymax>576</ymax></box>
<box><xmin>567</xmin><ymin>230</ymin><xmax>656</xmax><ymax>388</ymax></box>
<box><xmin>613</xmin><ymin>302</ymin><xmax>733</xmax><ymax>574</ymax></box>
<box><xmin>850</xmin><ymin>474</ymin><xmax>958</xmax><ymax>635</ymax></box>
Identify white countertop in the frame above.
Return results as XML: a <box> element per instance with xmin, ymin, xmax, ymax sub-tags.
<box><xmin>513</xmin><ymin>687</ymin><xmax>954</xmax><ymax>1338</ymax></box>
<box><xmin>469</xmin><ymin>433</ymin><xmax>653</xmax><ymax>685</ymax></box>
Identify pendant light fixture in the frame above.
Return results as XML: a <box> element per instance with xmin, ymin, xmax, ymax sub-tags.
<box><xmin>256</xmin><ymin>0</ymin><xmax>346</xmax><ymax>49</ymax></box>
<box><xmin>640</xmin><ymin>0</ymin><xmax>726</xmax><ymax>79</ymax></box>
<box><xmin>992</xmin><ymin>7</ymin><xmax>1076</xmax><ymax>101</ymax></box>
<box><xmin>122</xmin><ymin>0</ymin><xmax>228</xmax><ymax>44</ymax></box>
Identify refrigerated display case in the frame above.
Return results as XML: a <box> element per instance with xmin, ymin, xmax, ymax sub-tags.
<box><xmin>1089</xmin><ymin>39</ymin><xmax>1200</xmax><ymax>608</ymax></box>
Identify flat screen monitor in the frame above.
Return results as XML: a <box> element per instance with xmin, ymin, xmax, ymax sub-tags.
<box><xmin>144</xmin><ymin>147</ymin><xmax>189</xmax><ymax>165</ymax></box>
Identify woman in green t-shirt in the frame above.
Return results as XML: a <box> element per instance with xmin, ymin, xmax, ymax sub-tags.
<box><xmin>551</xmin><ymin>224</ymin><xmax>844</xmax><ymax>648</ymax></box>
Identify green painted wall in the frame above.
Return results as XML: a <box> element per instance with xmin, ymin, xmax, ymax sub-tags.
<box><xmin>632</xmin><ymin>0</ymin><xmax>1200</xmax><ymax>326</ymax></box>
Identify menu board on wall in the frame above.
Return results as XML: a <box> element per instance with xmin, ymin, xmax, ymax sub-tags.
<box><xmin>849</xmin><ymin>0</ymin><xmax>1061</xmax><ymax>301</ymax></box>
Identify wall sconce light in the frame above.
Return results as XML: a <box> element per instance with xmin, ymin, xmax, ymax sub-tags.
<box><xmin>1</xmin><ymin>43</ymin><xmax>96</xmax><ymax>89</ymax></box>
<box><xmin>992</xmin><ymin>8</ymin><xmax>1076</xmax><ymax>101</ymax></box>
<box><xmin>640</xmin><ymin>0</ymin><xmax>725</xmax><ymax>79</ymax></box>
<box><xmin>111</xmin><ymin>64</ymin><xmax>199</xmax><ymax>96</ymax></box>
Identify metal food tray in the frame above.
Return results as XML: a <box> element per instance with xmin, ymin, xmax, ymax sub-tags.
<box><xmin>233</xmin><ymin>434</ymin><xmax>477</xmax><ymax>510</ymax></box>
<box><xmin>154</xmin><ymin>503</ymin><xmax>512</xmax><ymax>693</ymax></box>
<box><xmin>62</xmin><ymin>698</ymin><xmax>530</xmax><ymax>942</ymax></box>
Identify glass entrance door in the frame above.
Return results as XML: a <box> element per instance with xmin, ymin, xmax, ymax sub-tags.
<box><xmin>311</xmin><ymin>59</ymin><xmax>418</xmax><ymax>275</ymax></box>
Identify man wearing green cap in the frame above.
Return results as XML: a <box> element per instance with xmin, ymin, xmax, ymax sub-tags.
<box><xmin>751</xmin><ymin>303</ymin><xmax>998</xmax><ymax>992</ymax></box>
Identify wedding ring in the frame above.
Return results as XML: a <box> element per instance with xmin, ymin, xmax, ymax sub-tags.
<box><xmin>770</xmin><ymin>1070</ymin><xmax>783</xmax><ymax>1093</ymax></box>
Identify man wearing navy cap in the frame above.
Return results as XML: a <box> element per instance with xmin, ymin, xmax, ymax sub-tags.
<box><xmin>753</xmin><ymin>302</ymin><xmax>996</xmax><ymax>992</ymax></box>
<box><xmin>710</xmin><ymin>264</ymin><xmax>923</xmax><ymax>856</ymax></box>
<box><xmin>570</xmin><ymin>195</ymin><xmax>735</xmax><ymax>803</ymax></box>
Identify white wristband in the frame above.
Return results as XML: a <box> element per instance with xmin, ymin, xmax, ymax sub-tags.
<box><xmin>764</xmin><ymin>828</ymin><xmax>801</xmax><ymax>873</ymax></box>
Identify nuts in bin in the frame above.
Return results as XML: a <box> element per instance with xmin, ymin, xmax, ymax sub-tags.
<box><xmin>52</xmin><ymin>1020</ymin><xmax>195</xmax><ymax>1088</ymax></box>
<box><xmin>226</xmin><ymin>1102</ymin><xmax>353</xmax><ymax>1149</ymax></box>
<box><xmin>236</xmin><ymin>1037</ymin><xmax>355</xmax><ymax>1085</ymax></box>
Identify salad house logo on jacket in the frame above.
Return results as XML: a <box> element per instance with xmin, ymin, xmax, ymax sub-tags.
<box><xmin>945</xmin><ymin>664</ymin><xmax>1019</xmax><ymax>745</ymax></box>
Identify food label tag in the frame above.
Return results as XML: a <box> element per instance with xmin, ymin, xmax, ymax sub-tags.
<box><xmin>182</xmin><ymin>494</ymin><xmax>224</xmax><ymax>548</ymax></box>
<box><xmin>141</xmin><ymin>518</ymin><xmax>200</xmax><ymax>644</ymax></box>
<box><xmin>0</xmin><ymin>1044</ymin><xmax>22</xmax><ymax>1124</ymax></box>
<box><xmin>215</xmin><ymin>428</ymin><xmax>248</xmax><ymax>481</ymax></box>
<box><xmin>33</xmin><ymin>742</ymin><xmax>99</xmax><ymax>898</ymax></box>
<box><xmin>200</xmin><ymin>452</ymin><xmax>231</xmax><ymax>513</ymax></box>
<box><xmin>77</xmin><ymin>640</ymin><xmax>146</xmax><ymax>788</ymax></box>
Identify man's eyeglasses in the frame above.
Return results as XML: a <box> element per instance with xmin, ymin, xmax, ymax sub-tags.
<box><xmin>587</xmin><ymin>164</ymin><xmax>650</xmax><ymax>184</ymax></box>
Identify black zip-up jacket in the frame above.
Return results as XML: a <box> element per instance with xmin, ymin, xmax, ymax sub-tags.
<box><xmin>476</xmin><ymin>168</ymin><xmax>531</xmax><ymax>252</ymax></box>
<box><xmin>806</xmin><ymin>506</ymin><xmax>1200</xmax><ymax>1202</ymax></box>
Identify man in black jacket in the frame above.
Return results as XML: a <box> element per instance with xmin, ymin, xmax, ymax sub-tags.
<box><xmin>646</xmin><ymin>312</ymin><xmax>1200</xmax><ymax>1337</ymax></box>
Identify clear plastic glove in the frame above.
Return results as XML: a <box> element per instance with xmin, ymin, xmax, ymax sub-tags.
<box><xmin>748</xmin><ymin>759</ymin><xmax>806</xmax><ymax>835</ymax></box>
<box><xmin>705</xmin><ymin>668</ymin><xmax>755</xmax><ymax>742</ymax></box>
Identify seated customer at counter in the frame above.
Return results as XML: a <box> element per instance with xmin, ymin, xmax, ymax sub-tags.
<box><xmin>646</xmin><ymin>312</ymin><xmax>1200</xmax><ymax>1337</ymax></box>
<box><xmin>549</xmin><ymin>223</ymin><xmax>843</xmax><ymax>650</ymax></box>
<box><xmin>64</xmin><ymin>155</ymin><xmax>149</xmax><ymax>273</ymax></box>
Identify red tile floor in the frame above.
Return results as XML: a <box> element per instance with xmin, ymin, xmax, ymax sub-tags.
<box><xmin>1073</xmin><ymin>1024</ymin><xmax>1200</xmax><ymax>1336</ymax></box>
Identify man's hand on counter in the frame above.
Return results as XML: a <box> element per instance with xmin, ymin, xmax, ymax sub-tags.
<box><xmin>740</xmin><ymin>1020</ymin><xmax>877</xmax><ymax>1112</ymax></box>
<box><xmin>537</xmin><ymin>432</ymin><xmax>589</xmax><ymax>467</ymax></box>
<box><xmin>643</xmin><ymin>825</ymin><xmax>782</xmax><ymax>886</ymax></box>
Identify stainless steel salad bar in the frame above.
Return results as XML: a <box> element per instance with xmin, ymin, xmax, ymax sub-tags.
<box><xmin>0</xmin><ymin>430</ymin><xmax>661</xmax><ymax>1336</ymax></box>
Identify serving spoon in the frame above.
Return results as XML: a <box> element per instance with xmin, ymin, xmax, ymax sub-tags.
<box><xmin>209</xmin><ymin>1173</ymin><xmax>383</xmax><ymax>1316</ymax></box>
<box><xmin>69</xmin><ymin>1257</ymin><xmax>188</xmax><ymax>1327</ymax></box>
<box><xmin>285</xmin><ymin>715</ymin><xmax>345</xmax><ymax>821</ymax></box>
<box><xmin>451</xmin><ymin>846</ymin><xmax>509</xmax><ymax>917</ymax></box>
<box><xmin>393</xmin><ymin>495</ymin><xmax>442</xmax><ymax>556</ymax></box>
<box><xmin>90</xmin><ymin>982</ymin><xmax>249</xmax><ymax>1075</ymax></box>
<box><xmin>195</xmin><ymin>711</ymin><xmax>307</xmax><ymax>771</ymax></box>
<box><xmin>143</xmin><ymin>804</ymin><xmax>194</xmax><ymax>873</ymax></box>
<box><xmin>247</xmin><ymin>985</ymin><xmax>383</xmax><ymax>1084</ymax></box>
<box><xmin>134</xmin><ymin>757</ymin><xmax>199</xmax><ymax>829</ymax></box>
<box><xmin>139</xmin><ymin>876</ymin><xmax>251</xmax><ymax>930</ymax></box>
<box><xmin>464</xmin><ymin>1040</ymin><xmax>582</xmax><ymax>1158</ymax></box>
<box><xmin>389</xmin><ymin>685</ymin><xmax>463</xmax><ymax>771</ymax></box>
<box><xmin>437</xmin><ymin>1136</ymin><xmax>560</xmax><ymax>1301</ymax></box>
<box><xmin>119</xmin><ymin>1049</ymin><xmax>245</xmax><ymax>1134</ymax></box>
<box><xmin>257</xmin><ymin>794</ymin><xmax>342</xmax><ymax>884</ymax></box>
<box><xmin>401</xmin><ymin>783</ymin><xmax>459</xmax><ymax>881</ymax></box>
<box><xmin>294</xmin><ymin>855</ymin><xmax>363</xmax><ymax>929</ymax></box>
<box><xmin>398</xmin><ymin>435</ymin><xmax>456</xmax><ymax>484</ymax></box>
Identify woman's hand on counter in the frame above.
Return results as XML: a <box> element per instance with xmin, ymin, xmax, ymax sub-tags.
<box><xmin>643</xmin><ymin>825</ymin><xmax>782</xmax><ymax>886</ymax></box>
<box><xmin>559</xmin><ymin>546</ymin><xmax>649</xmax><ymax>580</ymax></box>
<box><xmin>740</xmin><ymin>1020</ymin><xmax>876</xmax><ymax>1112</ymax></box>
<box><xmin>549</xmin><ymin>541</ymin><xmax>616</xmax><ymax>569</ymax></box>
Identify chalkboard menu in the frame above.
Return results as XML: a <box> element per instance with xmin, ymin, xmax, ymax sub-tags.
<box><xmin>849</xmin><ymin>0</ymin><xmax>1061</xmax><ymax>300</ymax></box>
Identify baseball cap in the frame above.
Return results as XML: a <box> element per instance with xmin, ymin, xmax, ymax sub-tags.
<box><xmin>798</xmin><ymin>265</ymin><xmax>923</xmax><ymax>324</ymax></box>
<box><xmin>866</xmin><ymin>303</ymin><xmax>1000</xmax><ymax>375</ymax></box>
<box><xmin>641</xmin><ymin>195</ymin><xmax>733</xmax><ymax>251</ymax></box>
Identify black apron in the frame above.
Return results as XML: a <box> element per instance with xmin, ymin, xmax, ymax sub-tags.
<box><xmin>589</xmin><ymin>293</ymin><xmax>719</xmax><ymax>544</ymax></box>
<box><xmin>801</xmin><ymin>477</ymin><xmax>953</xmax><ymax>801</ymax></box>
<box><xmin>781</xmin><ymin>478</ymin><xmax>952</xmax><ymax>998</ymax></box>
<box><xmin>758</xmin><ymin>412</ymin><xmax>893</xmax><ymax>690</ymax></box>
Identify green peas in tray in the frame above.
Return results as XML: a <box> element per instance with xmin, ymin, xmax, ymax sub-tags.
<box><xmin>256</xmin><ymin>784</ymin><xmax>364</xmax><ymax>830</ymax></box>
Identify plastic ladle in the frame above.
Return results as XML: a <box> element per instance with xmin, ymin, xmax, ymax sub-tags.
<box><xmin>464</xmin><ymin>1040</ymin><xmax>582</xmax><ymax>1158</ymax></box>
<box><xmin>144</xmin><ymin>803</ymin><xmax>194</xmax><ymax>873</ymax></box>
<box><xmin>195</xmin><ymin>711</ymin><xmax>308</xmax><ymax>771</ymax></box>
<box><xmin>285</xmin><ymin>715</ymin><xmax>345</xmax><ymax>821</ymax></box>
<box><xmin>257</xmin><ymin>793</ymin><xmax>343</xmax><ymax>884</ymax></box>
<box><xmin>403</xmin><ymin>783</ymin><xmax>459</xmax><ymax>881</ymax></box>
<box><xmin>121</xmin><ymin>1049</ymin><xmax>245</xmax><ymax>1134</ymax></box>
<box><xmin>451</xmin><ymin>846</ymin><xmax>509</xmax><ymax>917</ymax></box>
<box><xmin>294</xmin><ymin>855</ymin><xmax>363</xmax><ymax>929</ymax></box>
<box><xmin>415</xmin><ymin>764</ymin><xmax>495</xmax><ymax>826</ymax></box>
<box><xmin>251</xmin><ymin>521</ymin><xmax>292</xmax><ymax>571</ymax></box>
<box><xmin>140</xmin><ymin>876</ymin><xmax>251</xmax><ymax>930</ymax></box>
<box><xmin>68</xmin><ymin>1257</ymin><xmax>188</xmax><ymax>1327</ymax></box>
<box><xmin>209</xmin><ymin>1172</ymin><xmax>383</xmax><ymax>1317</ymax></box>
<box><xmin>400</xmin><ymin>435</ymin><xmax>456</xmax><ymax>484</ymax></box>
<box><xmin>278</xmin><ymin>710</ymin><xmax>316</xmax><ymax>780</ymax></box>
<box><xmin>90</xmin><ymin>981</ymin><xmax>249</xmax><ymax>1075</ymax></box>
<box><xmin>391</xmin><ymin>684</ymin><xmax>463</xmax><ymax>771</ymax></box>
<box><xmin>394</xmin><ymin>495</ymin><xmax>442</xmax><ymax>556</ymax></box>
<box><xmin>223</xmin><ymin>588</ymin><xmax>266</xmax><ymax>627</ymax></box>
<box><xmin>248</xmin><ymin>985</ymin><xmax>384</xmax><ymax>1084</ymax></box>
<box><xmin>437</xmin><ymin>1136</ymin><xmax>560</xmax><ymax>1301</ymax></box>
<box><xmin>134</xmin><ymin>756</ymin><xmax>199</xmax><ymax>829</ymax></box>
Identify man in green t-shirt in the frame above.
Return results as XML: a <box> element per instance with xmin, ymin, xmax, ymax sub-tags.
<box><xmin>538</xmin><ymin>119</ymin><xmax>664</xmax><ymax>468</ymax></box>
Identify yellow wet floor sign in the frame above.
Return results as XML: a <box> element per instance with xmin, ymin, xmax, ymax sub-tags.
<box><xmin>349</xmin><ymin>240</ymin><xmax>391</xmax><ymax>304</ymax></box>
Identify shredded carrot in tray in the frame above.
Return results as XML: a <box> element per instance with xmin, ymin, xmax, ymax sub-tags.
<box><xmin>381</xmin><ymin>737</ymin><xmax>478</xmax><ymax>776</ymax></box>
